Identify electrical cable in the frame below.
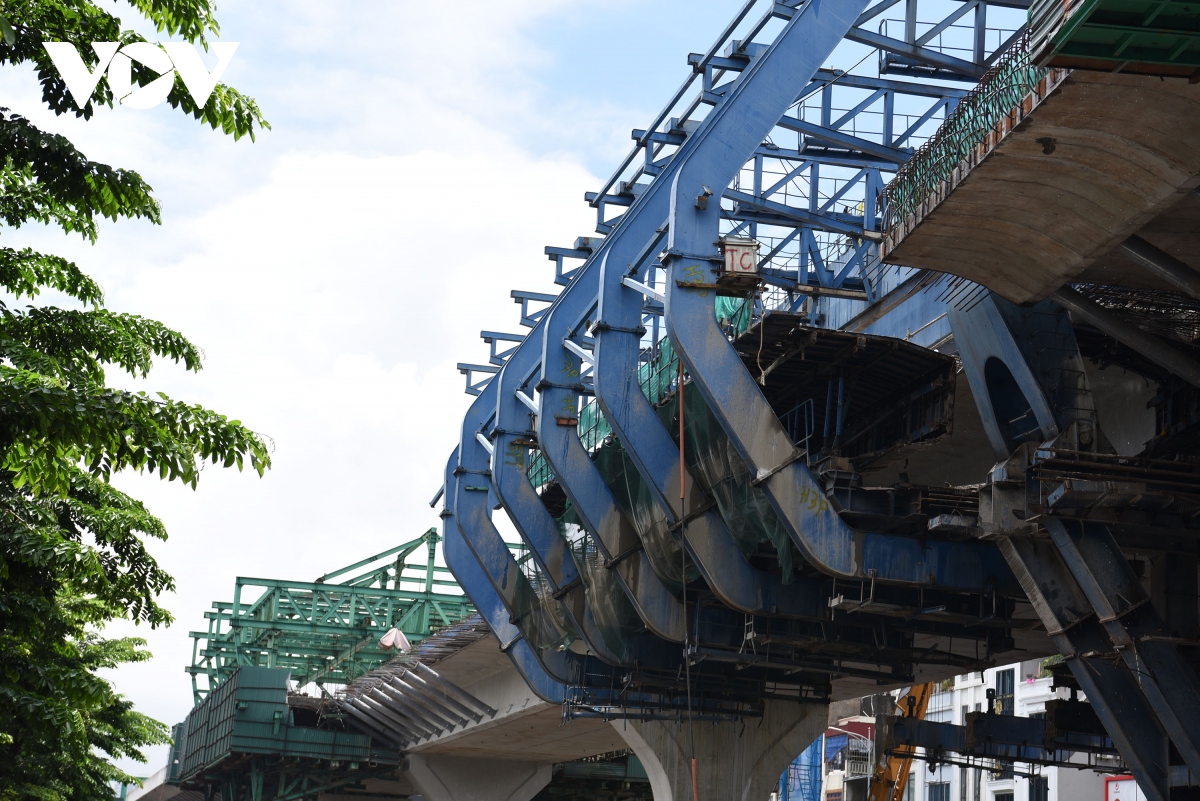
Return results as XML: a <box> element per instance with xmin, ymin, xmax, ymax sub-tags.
<box><xmin>679</xmin><ymin>356</ymin><xmax>699</xmax><ymax>801</ymax></box>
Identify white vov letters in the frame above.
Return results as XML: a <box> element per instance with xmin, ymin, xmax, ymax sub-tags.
<box><xmin>41</xmin><ymin>42</ymin><xmax>120</xmax><ymax>108</ymax></box>
<box><xmin>42</xmin><ymin>41</ymin><xmax>239</xmax><ymax>110</ymax></box>
<box><xmin>108</xmin><ymin>41</ymin><xmax>175</xmax><ymax>108</ymax></box>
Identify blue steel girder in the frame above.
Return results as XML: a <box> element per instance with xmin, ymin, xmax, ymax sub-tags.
<box><xmin>446</xmin><ymin>0</ymin><xmax>1042</xmax><ymax>694</ymax></box>
<box><xmin>453</xmin><ymin>371</ymin><xmax>617</xmax><ymax>664</ymax></box>
<box><xmin>440</xmin><ymin>449</ymin><xmax>571</xmax><ymax>703</ymax></box>
<box><xmin>490</xmin><ymin>312</ymin><xmax>680</xmax><ymax>667</ymax></box>
<box><xmin>481</xmin><ymin>331</ymin><xmax>524</xmax><ymax>366</ymax></box>
<box><xmin>650</xmin><ymin>0</ymin><xmax>1017</xmax><ymax>594</ymax></box>
<box><xmin>537</xmin><ymin>251</ymin><xmax>692</xmax><ymax>643</ymax></box>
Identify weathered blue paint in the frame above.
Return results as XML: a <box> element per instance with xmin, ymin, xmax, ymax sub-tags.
<box><xmin>537</xmin><ymin>249</ymin><xmax>690</xmax><ymax>643</ymax></box>
<box><xmin>440</xmin><ymin>449</ymin><xmax>571</xmax><ymax>703</ymax></box>
<box><xmin>949</xmin><ymin>294</ymin><xmax>1097</xmax><ymax>460</ymax></box>
<box><xmin>660</xmin><ymin>0</ymin><xmax>1017</xmax><ymax>594</ymax></box>
<box><xmin>1047</xmin><ymin>518</ymin><xmax>1200</xmax><ymax>779</ymax></box>
<box><xmin>884</xmin><ymin>712</ymin><xmax>1115</xmax><ymax>763</ymax></box>
<box><xmin>456</xmin><ymin>374</ymin><xmax>639</xmax><ymax>665</ymax></box>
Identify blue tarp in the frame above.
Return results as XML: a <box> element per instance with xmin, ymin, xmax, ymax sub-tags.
<box><xmin>782</xmin><ymin>736</ymin><xmax>824</xmax><ymax>801</ymax></box>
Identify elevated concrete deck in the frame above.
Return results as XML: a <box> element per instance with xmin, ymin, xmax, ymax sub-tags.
<box><xmin>883</xmin><ymin>71</ymin><xmax>1200</xmax><ymax>303</ymax></box>
<box><xmin>403</xmin><ymin>636</ymin><xmax>627</xmax><ymax>762</ymax></box>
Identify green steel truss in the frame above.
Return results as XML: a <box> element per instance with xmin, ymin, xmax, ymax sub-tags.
<box><xmin>188</xmin><ymin>529</ymin><xmax>479</xmax><ymax>705</ymax></box>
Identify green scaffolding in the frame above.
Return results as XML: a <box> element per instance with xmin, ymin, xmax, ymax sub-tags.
<box><xmin>188</xmin><ymin>529</ymin><xmax>482</xmax><ymax>704</ymax></box>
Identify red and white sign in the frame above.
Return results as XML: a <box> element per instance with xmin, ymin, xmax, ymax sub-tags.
<box><xmin>1106</xmin><ymin>775</ymin><xmax>1146</xmax><ymax>801</ymax></box>
<box><xmin>722</xmin><ymin>237</ymin><xmax>759</xmax><ymax>275</ymax></box>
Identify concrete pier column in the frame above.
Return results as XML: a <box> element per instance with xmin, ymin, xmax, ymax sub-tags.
<box><xmin>612</xmin><ymin>700</ymin><xmax>826</xmax><ymax>801</ymax></box>
<box><xmin>406</xmin><ymin>754</ymin><xmax>551</xmax><ymax>801</ymax></box>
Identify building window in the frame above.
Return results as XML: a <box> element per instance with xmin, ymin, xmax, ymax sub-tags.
<box><xmin>827</xmin><ymin>791</ymin><xmax>843</xmax><ymax>801</ymax></box>
<box><xmin>1030</xmin><ymin>776</ymin><xmax>1048</xmax><ymax>801</ymax></box>
<box><xmin>930</xmin><ymin>783</ymin><xmax>951</xmax><ymax>801</ymax></box>
<box><xmin>929</xmin><ymin>691</ymin><xmax>953</xmax><ymax>723</ymax></box>
<box><xmin>995</xmin><ymin>793</ymin><xmax>1014</xmax><ymax>801</ymax></box>
<box><xmin>904</xmin><ymin>773</ymin><xmax>915</xmax><ymax>801</ymax></box>
<box><xmin>996</xmin><ymin>669</ymin><xmax>1015</xmax><ymax>716</ymax></box>
<box><xmin>960</xmin><ymin>768</ymin><xmax>968</xmax><ymax>801</ymax></box>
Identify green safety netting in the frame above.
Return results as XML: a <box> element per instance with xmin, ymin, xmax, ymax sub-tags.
<box><xmin>520</xmin><ymin>294</ymin><xmax>794</xmax><ymax>656</ymax></box>
<box><xmin>592</xmin><ymin>435</ymin><xmax>697</xmax><ymax>593</ymax></box>
<box><xmin>559</xmin><ymin>504</ymin><xmax>647</xmax><ymax>663</ymax></box>
<box><xmin>659</xmin><ymin>385</ymin><xmax>796</xmax><ymax>583</ymax></box>
<box><xmin>512</xmin><ymin>554</ymin><xmax>578</xmax><ymax>653</ymax></box>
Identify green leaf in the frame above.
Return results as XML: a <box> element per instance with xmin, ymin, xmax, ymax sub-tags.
<box><xmin>0</xmin><ymin>3</ymin><xmax>271</xmax><ymax>795</ymax></box>
<box><xmin>0</xmin><ymin>15</ymin><xmax>16</xmax><ymax>47</ymax></box>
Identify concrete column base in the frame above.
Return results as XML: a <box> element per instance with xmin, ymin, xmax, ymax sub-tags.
<box><xmin>613</xmin><ymin>700</ymin><xmax>826</xmax><ymax>801</ymax></box>
<box><xmin>406</xmin><ymin>754</ymin><xmax>551</xmax><ymax>801</ymax></box>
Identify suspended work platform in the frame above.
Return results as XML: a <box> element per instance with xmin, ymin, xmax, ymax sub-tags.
<box><xmin>186</xmin><ymin>529</ymin><xmax>477</xmax><ymax>704</ymax></box>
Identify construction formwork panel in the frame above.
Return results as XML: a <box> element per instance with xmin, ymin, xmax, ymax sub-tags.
<box><xmin>1031</xmin><ymin>0</ymin><xmax>1200</xmax><ymax>76</ymax></box>
<box><xmin>179</xmin><ymin>667</ymin><xmax>385</xmax><ymax>783</ymax></box>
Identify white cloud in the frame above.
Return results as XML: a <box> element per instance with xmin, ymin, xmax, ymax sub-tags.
<box><xmin>92</xmin><ymin>140</ymin><xmax>596</xmax><ymax>767</ymax></box>
<box><xmin>2</xmin><ymin>0</ymin><xmax>725</xmax><ymax>777</ymax></box>
<box><xmin>0</xmin><ymin>0</ymin><xmax>610</xmax><ymax>775</ymax></box>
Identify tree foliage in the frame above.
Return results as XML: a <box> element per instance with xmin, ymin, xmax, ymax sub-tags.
<box><xmin>0</xmin><ymin>2</ymin><xmax>271</xmax><ymax>797</ymax></box>
<box><xmin>0</xmin><ymin>0</ymin><xmax>268</xmax><ymax>140</ymax></box>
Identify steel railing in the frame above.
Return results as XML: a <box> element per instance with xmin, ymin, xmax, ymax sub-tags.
<box><xmin>882</xmin><ymin>30</ymin><xmax>1048</xmax><ymax>234</ymax></box>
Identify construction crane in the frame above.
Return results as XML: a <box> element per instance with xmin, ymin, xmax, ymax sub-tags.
<box><xmin>869</xmin><ymin>683</ymin><xmax>936</xmax><ymax>801</ymax></box>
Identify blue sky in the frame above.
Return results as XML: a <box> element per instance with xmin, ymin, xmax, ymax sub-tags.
<box><xmin>1</xmin><ymin>0</ymin><xmax>757</xmax><ymax>777</ymax></box>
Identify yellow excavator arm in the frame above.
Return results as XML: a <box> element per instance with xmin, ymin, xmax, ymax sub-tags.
<box><xmin>868</xmin><ymin>682</ymin><xmax>936</xmax><ymax>801</ymax></box>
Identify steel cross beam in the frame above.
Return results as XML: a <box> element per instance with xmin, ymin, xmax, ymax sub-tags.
<box><xmin>654</xmin><ymin>0</ymin><xmax>1018</xmax><ymax>593</ymax></box>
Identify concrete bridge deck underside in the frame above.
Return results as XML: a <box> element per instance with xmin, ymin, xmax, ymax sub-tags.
<box><xmin>883</xmin><ymin>71</ymin><xmax>1200</xmax><ymax>304</ymax></box>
